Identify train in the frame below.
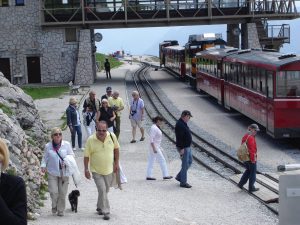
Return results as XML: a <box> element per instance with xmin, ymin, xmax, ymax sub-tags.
<box><xmin>159</xmin><ymin>38</ymin><xmax>300</xmax><ymax>138</ymax></box>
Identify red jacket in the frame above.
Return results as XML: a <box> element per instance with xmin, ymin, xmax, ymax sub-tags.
<box><xmin>241</xmin><ymin>134</ymin><xmax>257</xmax><ymax>163</ymax></box>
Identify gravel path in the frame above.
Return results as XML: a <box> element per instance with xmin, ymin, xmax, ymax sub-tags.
<box><xmin>29</xmin><ymin>63</ymin><xmax>278</xmax><ymax>225</ymax></box>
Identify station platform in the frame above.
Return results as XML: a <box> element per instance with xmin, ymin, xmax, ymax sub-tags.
<box><xmin>30</xmin><ymin>62</ymin><xmax>278</xmax><ymax>225</ymax></box>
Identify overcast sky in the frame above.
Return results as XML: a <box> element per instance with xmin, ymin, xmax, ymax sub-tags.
<box><xmin>95</xmin><ymin>18</ymin><xmax>300</xmax><ymax>56</ymax></box>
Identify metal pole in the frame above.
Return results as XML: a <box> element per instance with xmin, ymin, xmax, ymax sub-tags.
<box><xmin>81</xmin><ymin>0</ymin><xmax>85</xmax><ymax>25</ymax></box>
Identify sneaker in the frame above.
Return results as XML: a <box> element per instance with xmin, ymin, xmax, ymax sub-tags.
<box><xmin>237</xmin><ymin>184</ymin><xmax>243</xmax><ymax>189</ymax></box>
<box><xmin>249</xmin><ymin>187</ymin><xmax>260</xmax><ymax>192</ymax></box>
<box><xmin>146</xmin><ymin>177</ymin><xmax>156</xmax><ymax>180</ymax></box>
<box><xmin>130</xmin><ymin>140</ymin><xmax>136</xmax><ymax>143</ymax></box>
<box><xmin>180</xmin><ymin>183</ymin><xmax>192</xmax><ymax>188</ymax></box>
<box><xmin>80</xmin><ymin>148</ymin><xmax>85</xmax><ymax>151</ymax></box>
<box><xmin>140</xmin><ymin>137</ymin><xmax>145</xmax><ymax>141</ymax></box>
<box><xmin>103</xmin><ymin>213</ymin><xmax>110</xmax><ymax>220</ymax></box>
<box><xmin>72</xmin><ymin>148</ymin><xmax>76</xmax><ymax>151</ymax></box>
<box><xmin>57</xmin><ymin>211</ymin><xmax>64</xmax><ymax>216</ymax></box>
<box><xmin>163</xmin><ymin>176</ymin><xmax>173</xmax><ymax>180</ymax></box>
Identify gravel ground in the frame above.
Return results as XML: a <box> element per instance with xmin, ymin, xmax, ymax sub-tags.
<box><xmin>29</xmin><ymin>63</ymin><xmax>278</xmax><ymax>225</ymax></box>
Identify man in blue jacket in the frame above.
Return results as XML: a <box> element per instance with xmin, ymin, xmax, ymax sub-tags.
<box><xmin>175</xmin><ymin>110</ymin><xmax>193</xmax><ymax>188</ymax></box>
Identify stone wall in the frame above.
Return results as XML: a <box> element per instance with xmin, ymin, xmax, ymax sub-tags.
<box><xmin>241</xmin><ymin>23</ymin><xmax>261</xmax><ymax>49</ymax></box>
<box><xmin>74</xmin><ymin>29</ymin><xmax>95</xmax><ymax>85</ymax></box>
<box><xmin>0</xmin><ymin>1</ymin><xmax>95</xmax><ymax>85</ymax></box>
<box><xmin>0</xmin><ymin>72</ymin><xmax>48</xmax><ymax>215</ymax></box>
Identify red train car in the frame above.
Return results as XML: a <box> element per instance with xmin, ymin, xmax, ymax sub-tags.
<box><xmin>196</xmin><ymin>46</ymin><xmax>300</xmax><ymax>138</ymax></box>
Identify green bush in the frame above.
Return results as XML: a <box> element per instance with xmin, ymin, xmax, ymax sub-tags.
<box><xmin>22</xmin><ymin>86</ymin><xmax>69</xmax><ymax>100</ymax></box>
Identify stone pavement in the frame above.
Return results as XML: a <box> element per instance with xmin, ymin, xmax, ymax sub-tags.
<box><xmin>29</xmin><ymin>63</ymin><xmax>278</xmax><ymax>225</ymax></box>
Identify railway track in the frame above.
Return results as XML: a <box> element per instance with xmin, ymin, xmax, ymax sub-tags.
<box><xmin>128</xmin><ymin>63</ymin><xmax>280</xmax><ymax>215</ymax></box>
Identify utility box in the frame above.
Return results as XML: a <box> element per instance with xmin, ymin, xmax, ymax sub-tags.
<box><xmin>279</xmin><ymin>174</ymin><xmax>300</xmax><ymax>225</ymax></box>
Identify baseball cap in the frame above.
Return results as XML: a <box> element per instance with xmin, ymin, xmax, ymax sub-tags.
<box><xmin>106</xmin><ymin>86</ymin><xmax>112</xmax><ymax>92</ymax></box>
<box><xmin>181</xmin><ymin>110</ymin><xmax>193</xmax><ymax>117</ymax></box>
<box><xmin>248</xmin><ymin>124</ymin><xmax>260</xmax><ymax>131</ymax></box>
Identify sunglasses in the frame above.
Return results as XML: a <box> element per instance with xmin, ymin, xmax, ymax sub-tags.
<box><xmin>53</xmin><ymin>133</ymin><xmax>62</xmax><ymax>136</ymax></box>
<box><xmin>97</xmin><ymin>130</ymin><xmax>107</xmax><ymax>133</ymax></box>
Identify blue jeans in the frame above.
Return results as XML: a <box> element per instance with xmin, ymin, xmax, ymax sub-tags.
<box><xmin>176</xmin><ymin>147</ymin><xmax>193</xmax><ymax>185</ymax></box>
<box><xmin>71</xmin><ymin>125</ymin><xmax>82</xmax><ymax>148</ymax></box>
<box><xmin>238</xmin><ymin>161</ymin><xmax>257</xmax><ymax>190</ymax></box>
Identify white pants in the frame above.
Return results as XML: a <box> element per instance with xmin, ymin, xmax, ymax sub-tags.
<box><xmin>146</xmin><ymin>147</ymin><xmax>169</xmax><ymax>178</ymax></box>
<box><xmin>85</xmin><ymin>121</ymin><xmax>96</xmax><ymax>138</ymax></box>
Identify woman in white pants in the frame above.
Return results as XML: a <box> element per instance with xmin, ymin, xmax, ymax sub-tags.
<box><xmin>146</xmin><ymin>116</ymin><xmax>172</xmax><ymax>180</ymax></box>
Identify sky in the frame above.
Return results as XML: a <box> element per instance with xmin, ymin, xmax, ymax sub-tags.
<box><xmin>95</xmin><ymin>18</ymin><xmax>300</xmax><ymax>56</ymax></box>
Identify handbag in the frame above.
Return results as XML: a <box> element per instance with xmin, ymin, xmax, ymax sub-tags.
<box><xmin>237</xmin><ymin>135</ymin><xmax>250</xmax><ymax>161</ymax></box>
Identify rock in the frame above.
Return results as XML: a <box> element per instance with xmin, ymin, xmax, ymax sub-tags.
<box><xmin>0</xmin><ymin>72</ymin><xmax>48</xmax><ymax>214</ymax></box>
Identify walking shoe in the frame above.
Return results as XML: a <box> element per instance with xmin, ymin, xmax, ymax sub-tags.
<box><xmin>180</xmin><ymin>183</ymin><xmax>192</xmax><ymax>188</ymax></box>
<box><xmin>146</xmin><ymin>177</ymin><xmax>156</xmax><ymax>180</ymax></box>
<box><xmin>97</xmin><ymin>210</ymin><xmax>104</xmax><ymax>215</ymax></box>
<box><xmin>163</xmin><ymin>176</ymin><xmax>173</xmax><ymax>180</ymax></box>
<box><xmin>175</xmin><ymin>176</ymin><xmax>180</xmax><ymax>182</ymax></box>
<box><xmin>249</xmin><ymin>187</ymin><xmax>260</xmax><ymax>192</ymax></box>
<box><xmin>140</xmin><ymin>137</ymin><xmax>145</xmax><ymax>141</ymax></box>
<box><xmin>52</xmin><ymin>207</ymin><xmax>57</xmax><ymax>215</ymax></box>
<box><xmin>80</xmin><ymin>148</ymin><xmax>85</xmax><ymax>151</ymax></box>
<box><xmin>130</xmin><ymin>140</ymin><xmax>136</xmax><ymax>143</ymax></box>
<box><xmin>237</xmin><ymin>184</ymin><xmax>243</xmax><ymax>189</ymax></box>
<box><xmin>103</xmin><ymin>213</ymin><xmax>110</xmax><ymax>220</ymax></box>
<box><xmin>72</xmin><ymin>148</ymin><xmax>76</xmax><ymax>151</ymax></box>
<box><xmin>57</xmin><ymin>211</ymin><xmax>64</xmax><ymax>216</ymax></box>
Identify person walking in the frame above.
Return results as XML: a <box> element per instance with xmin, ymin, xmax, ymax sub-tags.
<box><xmin>175</xmin><ymin>110</ymin><xmax>193</xmax><ymax>188</ymax></box>
<box><xmin>66</xmin><ymin>97</ymin><xmax>83</xmax><ymax>151</ymax></box>
<box><xmin>146</xmin><ymin>116</ymin><xmax>172</xmax><ymax>181</ymax></box>
<box><xmin>83</xmin><ymin>104</ymin><xmax>96</xmax><ymax>137</ymax></box>
<box><xmin>83</xmin><ymin>90</ymin><xmax>100</xmax><ymax>113</ymax></box>
<box><xmin>41</xmin><ymin>127</ymin><xmax>75</xmax><ymax>216</ymax></box>
<box><xmin>97</xmin><ymin>99</ymin><xmax>116</xmax><ymax>133</ymax></box>
<box><xmin>84</xmin><ymin>121</ymin><xmax>120</xmax><ymax>220</ymax></box>
<box><xmin>108</xmin><ymin>90</ymin><xmax>124</xmax><ymax>139</ymax></box>
<box><xmin>0</xmin><ymin>139</ymin><xmax>27</xmax><ymax>225</ymax></box>
<box><xmin>104</xmin><ymin>58</ymin><xmax>111</xmax><ymax>79</ymax></box>
<box><xmin>129</xmin><ymin>91</ymin><xmax>145</xmax><ymax>143</ymax></box>
<box><xmin>237</xmin><ymin>124</ymin><xmax>260</xmax><ymax>192</ymax></box>
<box><xmin>101</xmin><ymin>86</ymin><xmax>113</xmax><ymax>101</ymax></box>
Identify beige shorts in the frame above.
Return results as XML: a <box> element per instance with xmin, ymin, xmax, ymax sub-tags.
<box><xmin>130</xmin><ymin>119</ymin><xmax>144</xmax><ymax>128</ymax></box>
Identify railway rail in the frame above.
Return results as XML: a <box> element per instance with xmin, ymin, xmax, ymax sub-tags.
<box><xmin>128</xmin><ymin>63</ymin><xmax>281</xmax><ymax>214</ymax></box>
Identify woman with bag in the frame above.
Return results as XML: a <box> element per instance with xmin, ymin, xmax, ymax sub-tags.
<box><xmin>41</xmin><ymin>127</ymin><xmax>75</xmax><ymax>216</ymax></box>
<box><xmin>237</xmin><ymin>124</ymin><xmax>260</xmax><ymax>192</ymax></box>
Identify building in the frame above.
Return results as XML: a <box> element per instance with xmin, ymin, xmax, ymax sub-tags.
<box><xmin>0</xmin><ymin>0</ymin><xmax>95</xmax><ymax>85</ymax></box>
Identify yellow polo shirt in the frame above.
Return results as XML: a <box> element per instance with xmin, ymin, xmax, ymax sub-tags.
<box><xmin>108</xmin><ymin>97</ymin><xmax>124</xmax><ymax>117</ymax></box>
<box><xmin>84</xmin><ymin>132</ymin><xmax>120</xmax><ymax>175</ymax></box>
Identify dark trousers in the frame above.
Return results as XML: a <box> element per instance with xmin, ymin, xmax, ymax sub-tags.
<box><xmin>71</xmin><ymin>125</ymin><xmax>82</xmax><ymax>148</ymax></box>
<box><xmin>238</xmin><ymin>161</ymin><xmax>257</xmax><ymax>190</ymax></box>
<box><xmin>105</xmin><ymin>70</ymin><xmax>111</xmax><ymax>79</ymax></box>
<box><xmin>115</xmin><ymin>116</ymin><xmax>121</xmax><ymax>139</ymax></box>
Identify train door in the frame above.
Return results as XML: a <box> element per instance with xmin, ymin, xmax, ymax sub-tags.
<box><xmin>266</xmin><ymin>70</ymin><xmax>275</xmax><ymax>135</ymax></box>
<box><xmin>0</xmin><ymin>58</ymin><xmax>11</xmax><ymax>82</ymax></box>
<box><xmin>223</xmin><ymin>62</ymin><xmax>231</xmax><ymax>110</ymax></box>
<box><xmin>27</xmin><ymin>57</ymin><xmax>41</xmax><ymax>83</ymax></box>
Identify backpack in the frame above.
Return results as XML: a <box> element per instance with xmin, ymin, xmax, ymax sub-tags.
<box><xmin>237</xmin><ymin>135</ymin><xmax>250</xmax><ymax>161</ymax></box>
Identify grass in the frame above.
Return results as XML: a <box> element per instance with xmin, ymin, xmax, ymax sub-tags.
<box><xmin>96</xmin><ymin>53</ymin><xmax>123</xmax><ymax>70</ymax></box>
<box><xmin>0</xmin><ymin>103</ymin><xmax>13</xmax><ymax>116</ymax></box>
<box><xmin>22</xmin><ymin>86</ymin><xmax>69</xmax><ymax>100</ymax></box>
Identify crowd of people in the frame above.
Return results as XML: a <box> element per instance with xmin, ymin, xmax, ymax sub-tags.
<box><xmin>0</xmin><ymin>82</ymin><xmax>261</xmax><ymax>222</ymax></box>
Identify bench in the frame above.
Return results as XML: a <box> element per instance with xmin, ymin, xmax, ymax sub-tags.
<box><xmin>68</xmin><ymin>81</ymin><xmax>80</xmax><ymax>95</ymax></box>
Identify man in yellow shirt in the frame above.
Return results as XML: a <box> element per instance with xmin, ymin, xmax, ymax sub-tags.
<box><xmin>108</xmin><ymin>91</ymin><xmax>124</xmax><ymax>139</ymax></box>
<box><xmin>84</xmin><ymin>121</ymin><xmax>119</xmax><ymax>220</ymax></box>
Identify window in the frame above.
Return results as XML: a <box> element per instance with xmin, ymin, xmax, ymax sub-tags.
<box><xmin>267</xmin><ymin>71</ymin><xmax>274</xmax><ymax>98</ymax></box>
<box><xmin>65</xmin><ymin>28</ymin><xmax>77</xmax><ymax>42</ymax></box>
<box><xmin>0</xmin><ymin>0</ymin><xmax>9</xmax><ymax>6</ymax></box>
<box><xmin>15</xmin><ymin>0</ymin><xmax>24</xmax><ymax>6</ymax></box>
<box><xmin>276</xmin><ymin>71</ymin><xmax>300</xmax><ymax>97</ymax></box>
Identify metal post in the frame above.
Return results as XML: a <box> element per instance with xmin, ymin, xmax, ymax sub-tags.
<box><xmin>166</xmin><ymin>0</ymin><xmax>170</xmax><ymax>20</ymax></box>
<box><xmin>125</xmin><ymin>0</ymin><xmax>128</xmax><ymax>23</ymax></box>
<box><xmin>81</xmin><ymin>0</ymin><xmax>85</xmax><ymax>25</ymax></box>
<box><xmin>208</xmin><ymin>0</ymin><xmax>212</xmax><ymax>18</ymax></box>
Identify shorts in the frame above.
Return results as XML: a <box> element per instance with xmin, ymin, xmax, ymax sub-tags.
<box><xmin>130</xmin><ymin>119</ymin><xmax>144</xmax><ymax>128</ymax></box>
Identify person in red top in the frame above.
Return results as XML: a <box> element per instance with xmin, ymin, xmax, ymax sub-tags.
<box><xmin>237</xmin><ymin>124</ymin><xmax>260</xmax><ymax>192</ymax></box>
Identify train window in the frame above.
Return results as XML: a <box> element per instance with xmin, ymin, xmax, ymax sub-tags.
<box><xmin>276</xmin><ymin>71</ymin><xmax>300</xmax><ymax>97</ymax></box>
<box><xmin>267</xmin><ymin>71</ymin><xmax>274</xmax><ymax>98</ymax></box>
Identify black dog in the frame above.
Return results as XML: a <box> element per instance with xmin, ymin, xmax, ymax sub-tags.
<box><xmin>68</xmin><ymin>190</ymin><xmax>80</xmax><ymax>213</ymax></box>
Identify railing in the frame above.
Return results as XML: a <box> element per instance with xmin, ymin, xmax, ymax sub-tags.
<box><xmin>41</xmin><ymin>0</ymin><xmax>299</xmax><ymax>25</ymax></box>
<box><xmin>267</xmin><ymin>24</ymin><xmax>290</xmax><ymax>43</ymax></box>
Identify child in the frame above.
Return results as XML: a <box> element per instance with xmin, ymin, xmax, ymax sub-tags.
<box><xmin>83</xmin><ymin>104</ymin><xmax>96</xmax><ymax>138</ymax></box>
